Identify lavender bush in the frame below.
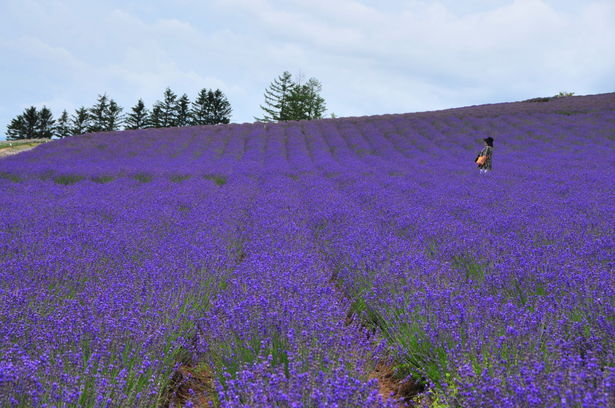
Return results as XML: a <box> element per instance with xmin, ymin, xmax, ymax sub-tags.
<box><xmin>1</xmin><ymin>93</ymin><xmax>614</xmax><ymax>407</ymax></box>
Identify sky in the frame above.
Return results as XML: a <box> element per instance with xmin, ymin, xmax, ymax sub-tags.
<box><xmin>1</xmin><ymin>0</ymin><xmax>614</xmax><ymax>139</ymax></box>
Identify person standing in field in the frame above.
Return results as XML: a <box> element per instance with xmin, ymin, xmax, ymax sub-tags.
<box><xmin>475</xmin><ymin>137</ymin><xmax>493</xmax><ymax>174</ymax></box>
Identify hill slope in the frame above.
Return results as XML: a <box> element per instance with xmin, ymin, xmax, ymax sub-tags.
<box><xmin>1</xmin><ymin>93</ymin><xmax>614</xmax><ymax>407</ymax></box>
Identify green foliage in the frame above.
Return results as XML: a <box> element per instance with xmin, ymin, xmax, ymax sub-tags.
<box><xmin>348</xmin><ymin>291</ymin><xmax>387</xmax><ymax>332</ymax></box>
<box><xmin>124</xmin><ymin>99</ymin><xmax>150</xmax><ymax>130</ymax></box>
<box><xmin>0</xmin><ymin>171</ymin><xmax>22</xmax><ymax>182</ymax></box>
<box><xmin>524</xmin><ymin>96</ymin><xmax>552</xmax><ymax>103</ymax></box>
<box><xmin>451</xmin><ymin>254</ymin><xmax>488</xmax><ymax>283</ymax></box>
<box><xmin>256</xmin><ymin>71</ymin><xmax>295</xmax><ymax>122</ymax></box>
<box><xmin>170</xmin><ymin>174</ymin><xmax>192</xmax><ymax>183</ymax></box>
<box><xmin>53</xmin><ymin>174</ymin><xmax>85</xmax><ymax>185</ymax></box>
<box><xmin>256</xmin><ymin>71</ymin><xmax>326</xmax><ymax>122</ymax></box>
<box><xmin>556</xmin><ymin>91</ymin><xmax>575</xmax><ymax>98</ymax></box>
<box><xmin>91</xmin><ymin>175</ymin><xmax>115</xmax><ymax>183</ymax></box>
<box><xmin>204</xmin><ymin>174</ymin><xmax>227</xmax><ymax>186</ymax></box>
<box><xmin>191</xmin><ymin>89</ymin><xmax>232</xmax><ymax>125</ymax></box>
<box><xmin>54</xmin><ymin>110</ymin><xmax>72</xmax><ymax>138</ymax></box>
<box><xmin>424</xmin><ymin>238</ymin><xmax>440</xmax><ymax>259</ymax></box>
<box><xmin>151</xmin><ymin>88</ymin><xmax>179</xmax><ymax>128</ymax></box>
<box><xmin>71</xmin><ymin>107</ymin><xmax>90</xmax><ymax>136</ymax></box>
<box><xmin>87</xmin><ymin>94</ymin><xmax>123</xmax><ymax>132</ymax></box>
<box><xmin>176</xmin><ymin>94</ymin><xmax>191</xmax><ymax>127</ymax></box>
<box><xmin>133</xmin><ymin>173</ymin><xmax>153</xmax><ymax>183</ymax></box>
<box><xmin>37</xmin><ymin>106</ymin><xmax>56</xmax><ymax>138</ymax></box>
<box><xmin>286</xmin><ymin>78</ymin><xmax>326</xmax><ymax>121</ymax></box>
<box><xmin>6</xmin><ymin>105</ymin><xmax>55</xmax><ymax>140</ymax></box>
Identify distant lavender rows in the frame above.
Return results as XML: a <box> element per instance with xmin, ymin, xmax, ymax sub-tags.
<box><xmin>1</xmin><ymin>93</ymin><xmax>614</xmax><ymax>407</ymax></box>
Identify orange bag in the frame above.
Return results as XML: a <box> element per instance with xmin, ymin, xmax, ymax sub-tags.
<box><xmin>476</xmin><ymin>155</ymin><xmax>487</xmax><ymax>166</ymax></box>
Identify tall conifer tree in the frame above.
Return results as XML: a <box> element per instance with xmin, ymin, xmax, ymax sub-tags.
<box><xmin>105</xmin><ymin>99</ymin><xmax>123</xmax><ymax>131</ymax></box>
<box><xmin>256</xmin><ymin>71</ymin><xmax>295</xmax><ymax>122</ymax></box>
<box><xmin>151</xmin><ymin>88</ymin><xmax>179</xmax><ymax>128</ymax></box>
<box><xmin>125</xmin><ymin>99</ymin><xmax>150</xmax><ymax>130</ymax></box>
<box><xmin>71</xmin><ymin>107</ymin><xmax>90</xmax><ymax>136</ymax></box>
<box><xmin>150</xmin><ymin>104</ymin><xmax>163</xmax><ymax>128</ymax></box>
<box><xmin>6</xmin><ymin>115</ymin><xmax>27</xmax><ymax>140</ymax></box>
<box><xmin>88</xmin><ymin>94</ymin><xmax>109</xmax><ymax>132</ymax></box>
<box><xmin>176</xmin><ymin>94</ymin><xmax>191</xmax><ymax>127</ymax></box>
<box><xmin>55</xmin><ymin>110</ymin><xmax>72</xmax><ymax>138</ymax></box>
<box><xmin>36</xmin><ymin>106</ymin><xmax>55</xmax><ymax>138</ymax></box>
<box><xmin>208</xmin><ymin>89</ymin><xmax>232</xmax><ymax>124</ymax></box>
<box><xmin>190</xmin><ymin>89</ymin><xmax>210</xmax><ymax>125</ymax></box>
<box><xmin>21</xmin><ymin>106</ymin><xmax>40</xmax><ymax>138</ymax></box>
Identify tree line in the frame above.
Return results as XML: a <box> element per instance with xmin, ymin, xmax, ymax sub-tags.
<box><xmin>6</xmin><ymin>87</ymin><xmax>232</xmax><ymax>140</ymax></box>
<box><xmin>5</xmin><ymin>71</ymin><xmax>328</xmax><ymax>140</ymax></box>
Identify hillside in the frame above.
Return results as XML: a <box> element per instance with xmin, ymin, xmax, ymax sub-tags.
<box><xmin>1</xmin><ymin>93</ymin><xmax>614</xmax><ymax>408</ymax></box>
<box><xmin>1</xmin><ymin>92</ymin><xmax>613</xmax><ymax>179</ymax></box>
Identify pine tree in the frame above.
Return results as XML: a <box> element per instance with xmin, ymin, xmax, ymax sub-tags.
<box><xmin>6</xmin><ymin>107</ymin><xmax>38</xmax><ymax>140</ymax></box>
<box><xmin>6</xmin><ymin>115</ymin><xmax>27</xmax><ymax>140</ymax></box>
<box><xmin>36</xmin><ymin>106</ymin><xmax>55</xmax><ymax>138</ymax></box>
<box><xmin>190</xmin><ymin>89</ymin><xmax>210</xmax><ymax>125</ymax></box>
<box><xmin>22</xmin><ymin>106</ymin><xmax>40</xmax><ymax>138</ymax></box>
<box><xmin>176</xmin><ymin>94</ymin><xmax>191</xmax><ymax>127</ymax></box>
<box><xmin>150</xmin><ymin>104</ymin><xmax>163</xmax><ymax>128</ymax></box>
<box><xmin>104</xmin><ymin>99</ymin><xmax>123</xmax><ymax>131</ymax></box>
<box><xmin>151</xmin><ymin>88</ymin><xmax>179</xmax><ymax>128</ymax></box>
<box><xmin>256</xmin><ymin>71</ymin><xmax>295</xmax><ymax>122</ymax></box>
<box><xmin>71</xmin><ymin>107</ymin><xmax>90</xmax><ymax>136</ymax></box>
<box><xmin>55</xmin><ymin>110</ymin><xmax>72</xmax><ymax>138</ymax></box>
<box><xmin>88</xmin><ymin>94</ymin><xmax>109</xmax><ymax>132</ymax></box>
<box><xmin>125</xmin><ymin>99</ymin><xmax>150</xmax><ymax>130</ymax></box>
<box><xmin>208</xmin><ymin>89</ymin><xmax>232</xmax><ymax>124</ymax></box>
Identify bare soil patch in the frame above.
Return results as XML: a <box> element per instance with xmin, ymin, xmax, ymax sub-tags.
<box><xmin>369</xmin><ymin>362</ymin><xmax>426</xmax><ymax>407</ymax></box>
<box><xmin>164</xmin><ymin>363</ymin><xmax>217</xmax><ymax>408</ymax></box>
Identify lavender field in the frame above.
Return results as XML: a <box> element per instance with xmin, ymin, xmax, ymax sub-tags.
<box><xmin>1</xmin><ymin>93</ymin><xmax>614</xmax><ymax>407</ymax></box>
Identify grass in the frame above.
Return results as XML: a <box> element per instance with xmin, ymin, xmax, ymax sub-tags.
<box><xmin>133</xmin><ymin>173</ymin><xmax>153</xmax><ymax>183</ymax></box>
<box><xmin>170</xmin><ymin>174</ymin><xmax>192</xmax><ymax>183</ymax></box>
<box><xmin>0</xmin><ymin>171</ymin><xmax>22</xmax><ymax>182</ymax></box>
<box><xmin>210</xmin><ymin>329</ymin><xmax>291</xmax><ymax>391</ymax></box>
<box><xmin>204</xmin><ymin>174</ymin><xmax>227</xmax><ymax>186</ymax></box>
<box><xmin>451</xmin><ymin>253</ymin><xmax>488</xmax><ymax>284</ymax></box>
<box><xmin>91</xmin><ymin>175</ymin><xmax>115</xmax><ymax>184</ymax></box>
<box><xmin>53</xmin><ymin>174</ymin><xmax>85</xmax><ymax>185</ymax></box>
<box><xmin>0</xmin><ymin>139</ymin><xmax>50</xmax><ymax>149</ymax></box>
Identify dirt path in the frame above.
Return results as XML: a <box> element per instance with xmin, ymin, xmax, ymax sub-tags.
<box><xmin>0</xmin><ymin>140</ymin><xmax>48</xmax><ymax>158</ymax></box>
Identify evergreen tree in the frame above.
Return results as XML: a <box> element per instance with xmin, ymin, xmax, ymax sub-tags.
<box><xmin>150</xmin><ymin>104</ymin><xmax>164</xmax><ymax>128</ymax></box>
<box><xmin>125</xmin><ymin>99</ymin><xmax>150</xmax><ymax>130</ymax></box>
<box><xmin>286</xmin><ymin>78</ymin><xmax>326</xmax><ymax>121</ymax></box>
<box><xmin>6</xmin><ymin>107</ymin><xmax>35</xmax><ymax>140</ymax></box>
<box><xmin>190</xmin><ymin>88</ymin><xmax>210</xmax><ymax>125</ymax></box>
<box><xmin>176</xmin><ymin>94</ymin><xmax>191</xmax><ymax>127</ymax></box>
<box><xmin>208</xmin><ymin>89</ymin><xmax>232</xmax><ymax>124</ymax></box>
<box><xmin>256</xmin><ymin>71</ymin><xmax>295</xmax><ymax>122</ymax></box>
<box><xmin>87</xmin><ymin>94</ymin><xmax>109</xmax><ymax>132</ymax></box>
<box><xmin>151</xmin><ymin>88</ymin><xmax>179</xmax><ymax>128</ymax></box>
<box><xmin>6</xmin><ymin>115</ymin><xmax>27</xmax><ymax>140</ymax></box>
<box><xmin>37</xmin><ymin>106</ymin><xmax>55</xmax><ymax>138</ymax></box>
<box><xmin>71</xmin><ymin>107</ymin><xmax>90</xmax><ymax>136</ymax></box>
<box><xmin>55</xmin><ymin>110</ymin><xmax>72</xmax><ymax>138</ymax></box>
<box><xmin>22</xmin><ymin>106</ymin><xmax>40</xmax><ymax>138</ymax></box>
<box><xmin>104</xmin><ymin>99</ymin><xmax>123</xmax><ymax>131</ymax></box>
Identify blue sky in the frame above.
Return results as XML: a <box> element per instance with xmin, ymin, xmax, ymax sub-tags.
<box><xmin>1</xmin><ymin>0</ymin><xmax>614</xmax><ymax>139</ymax></box>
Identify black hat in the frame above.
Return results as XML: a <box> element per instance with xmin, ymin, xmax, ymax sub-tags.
<box><xmin>483</xmin><ymin>137</ymin><xmax>494</xmax><ymax>146</ymax></box>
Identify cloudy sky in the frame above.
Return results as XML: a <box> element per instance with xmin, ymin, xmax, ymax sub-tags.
<box><xmin>1</xmin><ymin>0</ymin><xmax>614</xmax><ymax>138</ymax></box>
